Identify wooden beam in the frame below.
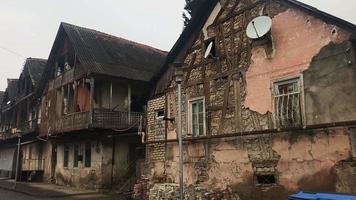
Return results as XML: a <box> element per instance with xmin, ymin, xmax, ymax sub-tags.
<box><xmin>218</xmin><ymin>75</ymin><xmax>232</xmax><ymax>134</ymax></box>
<box><xmin>233</xmin><ymin>76</ymin><xmax>242</xmax><ymax>132</ymax></box>
<box><xmin>89</xmin><ymin>78</ymin><xmax>94</xmax><ymax>124</ymax></box>
<box><xmin>184</xmin><ymin>53</ymin><xmax>197</xmax><ymax>86</ymax></box>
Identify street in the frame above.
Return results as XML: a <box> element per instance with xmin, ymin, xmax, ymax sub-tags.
<box><xmin>0</xmin><ymin>188</ymin><xmax>126</xmax><ymax>200</ymax></box>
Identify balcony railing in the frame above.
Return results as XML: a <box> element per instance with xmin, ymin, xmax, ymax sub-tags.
<box><xmin>55</xmin><ymin>111</ymin><xmax>90</xmax><ymax>132</ymax></box>
<box><xmin>17</xmin><ymin>119</ymin><xmax>38</xmax><ymax>134</ymax></box>
<box><xmin>51</xmin><ymin>109</ymin><xmax>144</xmax><ymax>133</ymax></box>
<box><xmin>92</xmin><ymin>108</ymin><xmax>143</xmax><ymax>129</ymax></box>
<box><xmin>22</xmin><ymin>159</ymin><xmax>45</xmax><ymax>171</ymax></box>
<box><xmin>49</xmin><ymin>68</ymin><xmax>75</xmax><ymax>90</ymax></box>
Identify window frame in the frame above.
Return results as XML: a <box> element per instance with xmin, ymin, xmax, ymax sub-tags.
<box><xmin>155</xmin><ymin>109</ymin><xmax>165</xmax><ymax>120</ymax></box>
<box><xmin>271</xmin><ymin>74</ymin><xmax>305</xmax><ymax>128</ymax></box>
<box><xmin>204</xmin><ymin>37</ymin><xmax>217</xmax><ymax>59</ymax></box>
<box><xmin>188</xmin><ymin>97</ymin><xmax>207</xmax><ymax>137</ymax></box>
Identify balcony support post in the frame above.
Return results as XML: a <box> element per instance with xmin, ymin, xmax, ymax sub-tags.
<box><xmin>89</xmin><ymin>78</ymin><xmax>95</xmax><ymax>125</ymax></box>
<box><xmin>128</xmin><ymin>84</ymin><xmax>131</xmax><ymax>124</ymax></box>
<box><xmin>110</xmin><ymin>81</ymin><xmax>113</xmax><ymax>109</ymax></box>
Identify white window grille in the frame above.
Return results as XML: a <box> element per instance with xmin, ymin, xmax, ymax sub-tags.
<box><xmin>273</xmin><ymin>77</ymin><xmax>303</xmax><ymax>128</ymax></box>
<box><xmin>189</xmin><ymin>98</ymin><xmax>206</xmax><ymax>136</ymax></box>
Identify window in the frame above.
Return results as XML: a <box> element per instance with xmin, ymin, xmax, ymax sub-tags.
<box><xmin>189</xmin><ymin>98</ymin><xmax>206</xmax><ymax>136</ymax></box>
<box><xmin>73</xmin><ymin>144</ymin><xmax>79</xmax><ymax>168</ymax></box>
<box><xmin>204</xmin><ymin>38</ymin><xmax>216</xmax><ymax>58</ymax></box>
<box><xmin>273</xmin><ymin>77</ymin><xmax>303</xmax><ymax>128</ymax></box>
<box><xmin>255</xmin><ymin>174</ymin><xmax>277</xmax><ymax>185</ymax></box>
<box><xmin>155</xmin><ymin>109</ymin><xmax>164</xmax><ymax>120</ymax></box>
<box><xmin>63</xmin><ymin>145</ymin><xmax>69</xmax><ymax>168</ymax></box>
<box><xmin>84</xmin><ymin>142</ymin><xmax>91</xmax><ymax>168</ymax></box>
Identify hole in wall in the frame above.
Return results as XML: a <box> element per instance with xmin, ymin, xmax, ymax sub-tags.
<box><xmin>256</xmin><ymin>174</ymin><xmax>277</xmax><ymax>185</ymax></box>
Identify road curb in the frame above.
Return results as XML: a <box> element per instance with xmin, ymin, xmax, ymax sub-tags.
<box><xmin>0</xmin><ymin>183</ymin><xmax>102</xmax><ymax>198</ymax></box>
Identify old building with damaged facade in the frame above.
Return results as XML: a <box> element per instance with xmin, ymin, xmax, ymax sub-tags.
<box><xmin>36</xmin><ymin>22</ymin><xmax>167</xmax><ymax>189</ymax></box>
<box><xmin>139</xmin><ymin>0</ymin><xmax>356</xmax><ymax>199</ymax></box>
<box><xmin>0</xmin><ymin>22</ymin><xmax>167</xmax><ymax>191</ymax></box>
<box><xmin>0</xmin><ymin>58</ymin><xmax>46</xmax><ymax>180</ymax></box>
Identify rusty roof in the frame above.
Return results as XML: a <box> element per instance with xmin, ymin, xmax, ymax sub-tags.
<box><xmin>61</xmin><ymin>22</ymin><xmax>167</xmax><ymax>81</ymax></box>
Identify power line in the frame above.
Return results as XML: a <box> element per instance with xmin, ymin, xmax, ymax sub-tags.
<box><xmin>0</xmin><ymin>45</ymin><xmax>26</xmax><ymax>59</ymax></box>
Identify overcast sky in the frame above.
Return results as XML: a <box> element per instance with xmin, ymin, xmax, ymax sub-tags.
<box><xmin>0</xmin><ymin>0</ymin><xmax>355</xmax><ymax>91</ymax></box>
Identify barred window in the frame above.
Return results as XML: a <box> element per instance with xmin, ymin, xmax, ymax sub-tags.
<box><xmin>273</xmin><ymin>77</ymin><xmax>303</xmax><ymax>128</ymax></box>
<box><xmin>189</xmin><ymin>98</ymin><xmax>206</xmax><ymax>137</ymax></box>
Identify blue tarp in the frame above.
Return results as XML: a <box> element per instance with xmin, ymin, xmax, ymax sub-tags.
<box><xmin>289</xmin><ymin>191</ymin><xmax>356</xmax><ymax>200</ymax></box>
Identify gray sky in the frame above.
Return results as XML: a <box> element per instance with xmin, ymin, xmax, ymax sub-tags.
<box><xmin>0</xmin><ymin>0</ymin><xmax>355</xmax><ymax>91</ymax></box>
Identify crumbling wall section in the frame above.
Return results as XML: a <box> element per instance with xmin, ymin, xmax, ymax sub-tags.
<box><xmin>143</xmin><ymin>0</ymin><xmax>356</xmax><ymax>199</ymax></box>
<box><xmin>146</xmin><ymin>127</ymin><xmax>352</xmax><ymax>200</ymax></box>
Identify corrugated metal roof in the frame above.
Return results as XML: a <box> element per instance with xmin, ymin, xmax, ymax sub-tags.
<box><xmin>61</xmin><ymin>22</ymin><xmax>167</xmax><ymax>81</ymax></box>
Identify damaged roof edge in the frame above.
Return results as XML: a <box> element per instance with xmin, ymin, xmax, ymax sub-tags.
<box><xmin>281</xmin><ymin>0</ymin><xmax>356</xmax><ymax>31</ymax></box>
<box><xmin>148</xmin><ymin>0</ymin><xmax>356</xmax><ymax>99</ymax></box>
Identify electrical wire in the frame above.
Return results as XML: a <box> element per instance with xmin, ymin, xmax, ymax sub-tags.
<box><xmin>0</xmin><ymin>45</ymin><xmax>26</xmax><ymax>58</ymax></box>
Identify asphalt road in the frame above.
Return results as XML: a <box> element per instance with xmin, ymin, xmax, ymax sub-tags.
<box><xmin>0</xmin><ymin>188</ymin><xmax>127</xmax><ymax>200</ymax></box>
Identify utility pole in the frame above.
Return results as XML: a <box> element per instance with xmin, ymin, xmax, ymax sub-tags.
<box><xmin>173</xmin><ymin>62</ymin><xmax>186</xmax><ymax>200</ymax></box>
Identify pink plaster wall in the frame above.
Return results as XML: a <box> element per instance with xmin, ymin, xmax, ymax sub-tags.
<box><xmin>273</xmin><ymin>128</ymin><xmax>351</xmax><ymax>191</ymax></box>
<box><xmin>152</xmin><ymin>128</ymin><xmax>352</xmax><ymax>194</ymax></box>
<box><xmin>244</xmin><ymin>8</ymin><xmax>350</xmax><ymax>114</ymax></box>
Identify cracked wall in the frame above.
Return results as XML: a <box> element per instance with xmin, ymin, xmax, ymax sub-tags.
<box><xmin>244</xmin><ymin>7</ymin><xmax>350</xmax><ymax>114</ymax></box>
<box><xmin>143</xmin><ymin>0</ymin><xmax>356</xmax><ymax>199</ymax></box>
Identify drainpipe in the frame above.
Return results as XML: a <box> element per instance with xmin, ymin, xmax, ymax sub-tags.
<box><xmin>173</xmin><ymin>62</ymin><xmax>186</xmax><ymax>200</ymax></box>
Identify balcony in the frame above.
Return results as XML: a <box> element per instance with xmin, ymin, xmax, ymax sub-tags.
<box><xmin>22</xmin><ymin>159</ymin><xmax>45</xmax><ymax>171</ymax></box>
<box><xmin>52</xmin><ymin>108</ymin><xmax>144</xmax><ymax>133</ymax></box>
<box><xmin>0</xmin><ymin>119</ymin><xmax>39</xmax><ymax>141</ymax></box>
<box><xmin>17</xmin><ymin>119</ymin><xmax>38</xmax><ymax>134</ymax></box>
<box><xmin>49</xmin><ymin>68</ymin><xmax>75</xmax><ymax>90</ymax></box>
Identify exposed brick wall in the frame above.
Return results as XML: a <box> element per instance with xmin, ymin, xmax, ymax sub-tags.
<box><xmin>143</xmin><ymin>0</ymin><xmax>356</xmax><ymax>199</ymax></box>
<box><xmin>146</xmin><ymin>96</ymin><xmax>166</xmax><ymax>162</ymax></box>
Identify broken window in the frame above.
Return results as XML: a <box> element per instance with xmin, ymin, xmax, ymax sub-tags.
<box><xmin>255</xmin><ymin>174</ymin><xmax>277</xmax><ymax>185</ymax></box>
<box><xmin>189</xmin><ymin>98</ymin><xmax>206</xmax><ymax>137</ymax></box>
<box><xmin>204</xmin><ymin>38</ymin><xmax>217</xmax><ymax>58</ymax></box>
<box><xmin>84</xmin><ymin>142</ymin><xmax>91</xmax><ymax>168</ymax></box>
<box><xmin>73</xmin><ymin>144</ymin><xmax>79</xmax><ymax>168</ymax></box>
<box><xmin>273</xmin><ymin>77</ymin><xmax>303</xmax><ymax>128</ymax></box>
<box><xmin>63</xmin><ymin>145</ymin><xmax>69</xmax><ymax>168</ymax></box>
<box><xmin>155</xmin><ymin>109</ymin><xmax>164</xmax><ymax>120</ymax></box>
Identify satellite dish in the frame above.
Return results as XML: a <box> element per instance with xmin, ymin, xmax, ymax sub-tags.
<box><xmin>204</xmin><ymin>41</ymin><xmax>213</xmax><ymax>58</ymax></box>
<box><xmin>246</xmin><ymin>16</ymin><xmax>272</xmax><ymax>39</ymax></box>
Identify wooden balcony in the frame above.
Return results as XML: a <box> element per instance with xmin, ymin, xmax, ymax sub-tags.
<box><xmin>17</xmin><ymin>119</ymin><xmax>38</xmax><ymax>134</ymax></box>
<box><xmin>52</xmin><ymin>108</ymin><xmax>144</xmax><ymax>133</ymax></box>
<box><xmin>49</xmin><ymin>68</ymin><xmax>75</xmax><ymax>90</ymax></box>
<box><xmin>22</xmin><ymin>159</ymin><xmax>45</xmax><ymax>171</ymax></box>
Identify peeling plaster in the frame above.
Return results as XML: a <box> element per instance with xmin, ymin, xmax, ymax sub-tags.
<box><xmin>244</xmin><ymin>8</ymin><xmax>350</xmax><ymax>114</ymax></box>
